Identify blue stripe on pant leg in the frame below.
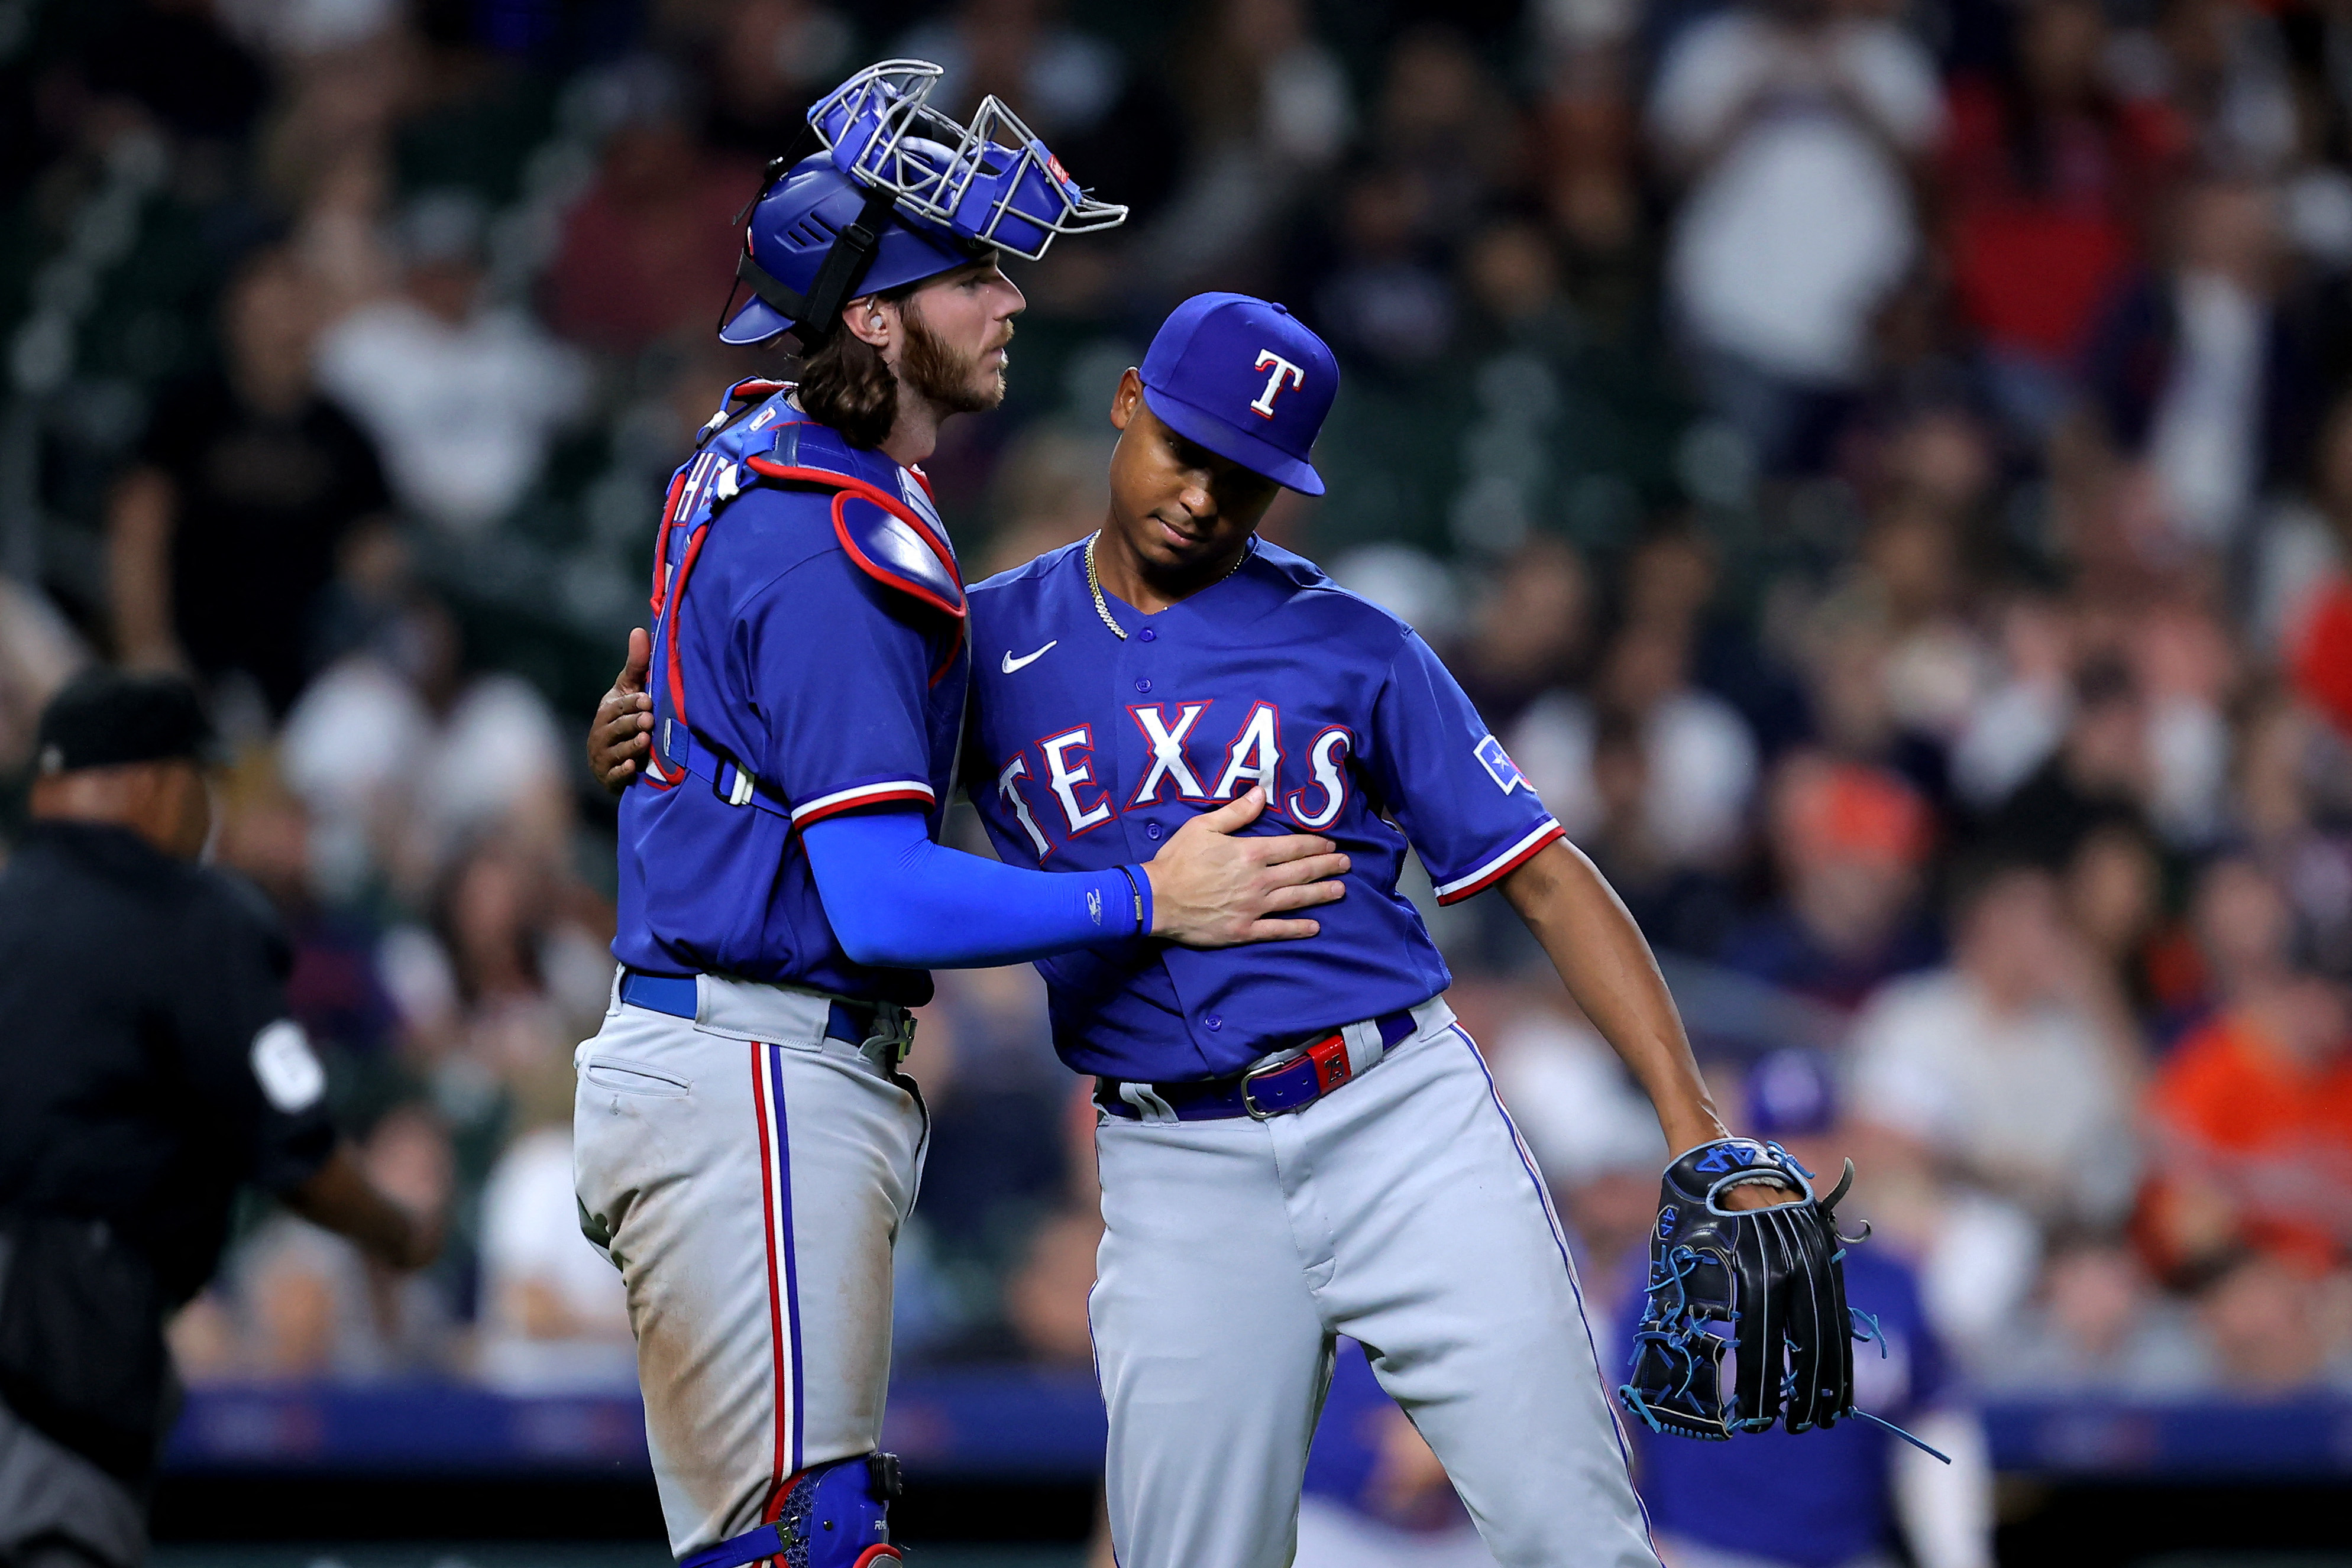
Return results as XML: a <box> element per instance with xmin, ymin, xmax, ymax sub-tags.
<box><xmin>1450</xmin><ymin>1023</ymin><xmax>1659</xmax><ymax>1555</ymax></box>
<box><xmin>766</xmin><ymin>1043</ymin><xmax>807</xmax><ymax>1476</ymax></box>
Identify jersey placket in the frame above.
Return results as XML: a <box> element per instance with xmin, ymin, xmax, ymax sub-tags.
<box><xmin>1104</xmin><ymin>598</ymin><xmax>1225</xmax><ymax>1052</ymax></box>
<box><xmin>1115</xmin><ymin>618</ymin><xmax>1162</xmax><ymax>857</ymax></box>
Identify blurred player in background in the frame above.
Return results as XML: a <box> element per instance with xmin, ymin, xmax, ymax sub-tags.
<box><xmin>1293</xmin><ymin>1338</ymin><xmax>1494</xmax><ymax>1568</ymax></box>
<box><xmin>1617</xmin><ymin>1050</ymin><xmax>1994</xmax><ymax>1568</ymax></box>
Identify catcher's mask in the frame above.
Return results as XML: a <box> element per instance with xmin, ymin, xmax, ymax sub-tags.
<box><xmin>719</xmin><ymin>59</ymin><xmax>1127</xmax><ymax>348</ymax></box>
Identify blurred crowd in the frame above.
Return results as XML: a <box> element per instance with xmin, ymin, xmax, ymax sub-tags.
<box><xmin>2</xmin><ymin>0</ymin><xmax>2350</xmax><ymax>1405</ymax></box>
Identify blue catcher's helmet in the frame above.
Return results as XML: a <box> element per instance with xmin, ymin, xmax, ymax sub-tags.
<box><xmin>720</xmin><ymin>59</ymin><xmax>1127</xmax><ymax>347</ymax></box>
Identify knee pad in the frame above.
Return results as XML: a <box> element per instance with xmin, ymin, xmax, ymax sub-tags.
<box><xmin>685</xmin><ymin>1453</ymin><xmax>904</xmax><ymax>1568</ymax></box>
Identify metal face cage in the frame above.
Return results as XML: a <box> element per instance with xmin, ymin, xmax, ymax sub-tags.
<box><xmin>808</xmin><ymin>60</ymin><xmax>1129</xmax><ymax>262</ymax></box>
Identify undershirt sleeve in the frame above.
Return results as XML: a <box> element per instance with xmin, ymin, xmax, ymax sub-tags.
<box><xmin>801</xmin><ymin>808</ymin><xmax>1153</xmax><ymax>969</ymax></box>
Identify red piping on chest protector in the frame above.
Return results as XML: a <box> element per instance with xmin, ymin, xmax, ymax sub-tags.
<box><xmin>648</xmin><ymin>451</ymin><xmax>966</xmax><ymax>795</ymax></box>
<box><xmin>649</xmin><ymin>468</ymin><xmax>690</xmax><ymax>617</ymax></box>
<box><xmin>745</xmin><ymin>455</ymin><xmax>968</xmax><ymax>686</ymax></box>
<box><xmin>645</xmin><ymin>511</ymin><xmax>718</xmax><ymax>791</ymax></box>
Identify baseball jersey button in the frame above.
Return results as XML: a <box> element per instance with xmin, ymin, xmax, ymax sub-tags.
<box><xmin>1139</xmin><ymin>628</ymin><xmax>1156</xmax><ymax>642</ymax></box>
<box><xmin>1205</xmin><ymin>1015</ymin><xmax>1222</xmax><ymax>1031</ymax></box>
<box><xmin>1135</xmin><ymin>678</ymin><xmax>1151</xmax><ymax>693</ymax></box>
<box><xmin>1145</xmin><ymin>821</ymin><xmax>1162</xmax><ymax>840</ymax></box>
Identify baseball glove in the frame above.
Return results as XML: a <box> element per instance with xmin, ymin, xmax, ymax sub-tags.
<box><xmin>1619</xmin><ymin>1138</ymin><xmax>1869</xmax><ymax>1443</ymax></box>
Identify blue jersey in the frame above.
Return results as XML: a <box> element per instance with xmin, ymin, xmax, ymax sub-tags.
<box><xmin>613</xmin><ymin>389</ymin><xmax>970</xmax><ymax>1006</ymax></box>
<box><xmin>965</xmin><ymin>538</ymin><xmax>1564</xmax><ymax>1079</ymax></box>
<box><xmin>1616</xmin><ymin>1248</ymin><xmax>1951</xmax><ymax>1568</ymax></box>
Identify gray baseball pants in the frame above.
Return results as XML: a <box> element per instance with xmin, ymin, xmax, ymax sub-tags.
<box><xmin>572</xmin><ymin>972</ymin><xmax>925</xmax><ymax>1559</ymax></box>
<box><xmin>1091</xmin><ymin>999</ymin><xmax>1658</xmax><ymax>1568</ymax></box>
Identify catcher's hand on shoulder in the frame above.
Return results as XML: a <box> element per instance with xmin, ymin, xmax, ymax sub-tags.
<box><xmin>1619</xmin><ymin>1138</ymin><xmax>1860</xmax><ymax>1442</ymax></box>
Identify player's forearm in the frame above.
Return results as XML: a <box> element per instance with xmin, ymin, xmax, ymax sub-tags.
<box><xmin>1499</xmin><ymin>840</ymin><xmax>1729</xmax><ymax>1155</ymax></box>
<box><xmin>803</xmin><ymin>808</ymin><xmax>1144</xmax><ymax>968</ymax></box>
<box><xmin>286</xmin><ymin>1144</ymin><xmax>435</xmax><ymax>1269</ymax></box>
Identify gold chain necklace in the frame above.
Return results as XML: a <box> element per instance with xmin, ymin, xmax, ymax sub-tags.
<box><xmin>1084</xmin><ymin>530</ymin><xmax>1252</xmax><ymax>642</ymax></box>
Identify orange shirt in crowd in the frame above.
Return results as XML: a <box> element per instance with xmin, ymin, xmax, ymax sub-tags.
<box><xmin>2145</xmin><ymin>1011</ymin><xmax>2352</xmax><ymax>1273</ymax></box>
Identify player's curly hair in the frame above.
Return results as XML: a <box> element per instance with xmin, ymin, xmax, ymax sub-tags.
<box><xmin>794</xmin><ymin>280</ymin><xmax>920</xmax><ymax>449</ymax></box>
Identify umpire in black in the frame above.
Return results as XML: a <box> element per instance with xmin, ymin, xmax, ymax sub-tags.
<box><xmin>0</xmin><ymin>672</ymin><xmax>440</xmax><ymax>1568</ymax></box>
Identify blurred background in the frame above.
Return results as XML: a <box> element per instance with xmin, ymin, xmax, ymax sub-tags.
<box><xmin>2</xmin><ymin>0</ymin><xmax>2351</xmax><ymax>1561</ymax></box>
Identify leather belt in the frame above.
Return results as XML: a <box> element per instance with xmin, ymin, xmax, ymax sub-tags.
<box><xmin>619</xmin><ymin>968</ymin><xmax>879</xmax><ymax>1048</ymax></box>
<box><xmin>1096</xmin><ymin>1009</ymin><xmax>1420</xmax><ymax>1122</ymax></box>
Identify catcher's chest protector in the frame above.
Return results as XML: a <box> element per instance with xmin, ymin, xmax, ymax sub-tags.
<box><xmin>642</xmin><ymin>378</ymin><xmax>966</xmax><ymax>813</ymax></box>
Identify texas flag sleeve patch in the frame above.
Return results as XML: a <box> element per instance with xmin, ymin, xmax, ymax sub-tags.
<box><xmin>1474</xmin><ymin>734</ymin><xmax>1529</xmax><ymax>795</ymax></box>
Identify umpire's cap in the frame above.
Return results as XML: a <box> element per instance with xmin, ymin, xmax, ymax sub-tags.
<box><xmin>35</xmin><ymin>670</ymin><xmax>218</xmax><ymax>776</ymax></box>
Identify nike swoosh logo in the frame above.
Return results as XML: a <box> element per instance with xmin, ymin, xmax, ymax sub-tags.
<box><xmin>1001</xmin><ymin>640</ymin><xmax>1057</xmax><ymax>674</ymax></box>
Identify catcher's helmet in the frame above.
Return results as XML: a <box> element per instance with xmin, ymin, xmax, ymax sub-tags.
<box><xmin>720</xmin><ymin>59</ymin><xmax>1127</xmax><ymax>347</ymax></box>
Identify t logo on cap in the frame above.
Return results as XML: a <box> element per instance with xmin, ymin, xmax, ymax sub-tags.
<box><xmin>1250</xmin><ymin>351</ymin><xmax>1306</xmax><ymax>419</ymax></box>
<box><xmin>1138</xmin><ymin>292</ymin><xmax>1338</xmax><ymax>495</ymax></box>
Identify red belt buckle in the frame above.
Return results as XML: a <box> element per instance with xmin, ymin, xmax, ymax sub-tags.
<box><xmin>1305</xmin><ymin>1034</ymin><xmax>1353</xmax><ymax>1094</ymax></box>
<box><xmin>1240</xmin><ymin>1032</ymin><xmax>1353</xmax><ymax>1120</ymax></box>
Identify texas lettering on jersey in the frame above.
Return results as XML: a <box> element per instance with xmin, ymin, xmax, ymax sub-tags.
<box><xmin>963</xmin><ymin>538</ymin><xmax>1568</xmax><ymax>1078</ymax></box>
<box><xmin>995</xmin><ymin>699</ymin><xmax>1359</xmax><ymax>859</ymax></box>
<box><xmin>968</xmin><ymin>539</ymin><xmax>1563</xmax><ymax>903</ymax></box>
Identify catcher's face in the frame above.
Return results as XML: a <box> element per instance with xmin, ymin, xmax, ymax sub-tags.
<box><xmin>886</xmin><ymin>260</ymin><xmax>1023</xmax><ymax>413</ymax></box>
<box><xmin>1103</xmin><ymin>368</ymin><xmax>1279</xmax><ymax>579</ymax></box>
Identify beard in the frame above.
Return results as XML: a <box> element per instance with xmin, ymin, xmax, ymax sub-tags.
<box><xmin>898</xmin><ymin>297</ymin><xmax>1007</xmax><ymax>415</ymax></box>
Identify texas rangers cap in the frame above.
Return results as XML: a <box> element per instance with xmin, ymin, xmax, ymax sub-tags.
<box><xmin>35</xmin><ymin>669</ymin><xmax>218</xmax><ymax>776</ymax></box>
<box><xmin>1138</xmin><ymin>293</ymin><xmax>1338</xmax><ymax>496</ymax></box>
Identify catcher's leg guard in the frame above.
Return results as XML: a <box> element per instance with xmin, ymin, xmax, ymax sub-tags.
<box><xmin>680</xmin><ymin>1454</ymin><xmax>904</xmax><ymax>1568</ymax></box>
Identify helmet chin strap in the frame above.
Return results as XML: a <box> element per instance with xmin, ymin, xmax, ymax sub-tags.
<box><xmin>735</xmin><ymin>184</ymin><xmax>902</xmax><ymax>345</ymax></box>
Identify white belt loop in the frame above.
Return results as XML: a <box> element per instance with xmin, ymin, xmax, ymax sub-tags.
<box><xmin>1118</xmin><ymin>1080</ymin><xmax>1180</xmax><ymax>1125</ymax></box>
<box><xmin>1341</xmin><ymin>1017</ymin><xmax>1386</xmax><ymax>1079</ymax></box>
<box><xmin>690</xmin><ymin>973</ymin><xmax>832</xmax><ymax>1046</ymax></box>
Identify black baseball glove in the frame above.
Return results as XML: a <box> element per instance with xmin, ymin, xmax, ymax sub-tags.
<box><xmin>1619</xmin><ymin>1138</ymin><xmax>1865</xmax><ymax>1442</ymax></box>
